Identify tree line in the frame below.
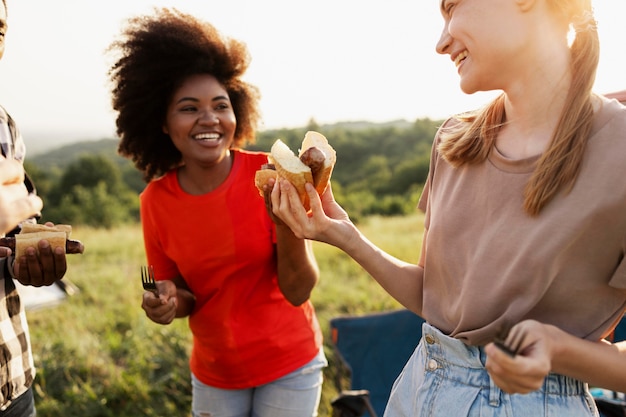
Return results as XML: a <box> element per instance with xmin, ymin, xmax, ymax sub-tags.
<box><xmin>25</xmin><ymin>118</ymin><xmax>440</xmax><ymax>228</ymax></box>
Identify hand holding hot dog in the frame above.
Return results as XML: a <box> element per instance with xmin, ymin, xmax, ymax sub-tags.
<box><xmin>255</xmin><ymin>131</ymin><xmax>336</xmax><ymax>211</ymax></box>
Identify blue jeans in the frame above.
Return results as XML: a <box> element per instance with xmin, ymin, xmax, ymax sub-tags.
<box><xmin>384</xmin><ymin>323</ymin><xmax>599</xmax><ymax>417</ymax></box>
<box><xmin>1</xmin><ymin>388</ymin><xmax>35</xmax><ymax>417</ymax></box>
<box><xmin>191</xmin><ymin>348</ymin><xmax>327</xmax><ymax>417</ymax></box>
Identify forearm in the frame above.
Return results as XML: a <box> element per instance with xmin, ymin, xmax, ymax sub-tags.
<box><xmin>171</xmin><ymin>275</ymin><xmax>196</xmax><ymax>318</ymax></box>
<box><xmin>174</xmin><ymin>288</ymin><xmax>196</xmax><ymax>317</ymax></box>
<box><xmin>275</xmin><ymin>224</ymin><xmax>319</xmax><ymax>306</ymax></box>
<box><xmin>550</xmin><ymin>326</ymin><xmax>626</xmax><ymax>392</ymax></box>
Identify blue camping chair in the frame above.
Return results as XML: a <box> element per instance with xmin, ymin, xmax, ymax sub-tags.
<box><xmin>329</xmin><ymin>309</ymin><xmax>425</xmax><ymax>417</ymax></box>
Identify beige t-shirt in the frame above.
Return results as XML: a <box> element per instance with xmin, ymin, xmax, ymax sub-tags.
<box><xmin>418</xmin><ymin>96</ymin><xmax>626</xmax><ymax>346</ymax></box>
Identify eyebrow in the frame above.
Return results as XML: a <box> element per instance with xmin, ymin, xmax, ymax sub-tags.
<box><xmin>175</xmin><ymin>95</ymin><xmax>230</xmax><ymax>105</ymax></box>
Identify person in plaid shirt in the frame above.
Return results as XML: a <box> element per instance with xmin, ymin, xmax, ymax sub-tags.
<box><xmin>0</xmin><ymin>1</ymin><xmax>68</xmax><ymax>415</ymax></box>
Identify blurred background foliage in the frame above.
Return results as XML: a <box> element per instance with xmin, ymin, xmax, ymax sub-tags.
<box><xmin>26</xmin><ymin>118</ymin><xmax>440</xmax><ymax>226</ymax></box>
<box><xmin>27</xmin><ymin>213</ymin><xmax>423</xmax><ymax>416</ymax></box>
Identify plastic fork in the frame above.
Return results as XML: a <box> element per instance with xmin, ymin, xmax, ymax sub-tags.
<box><xmin>140</xmin><ymin>265</ymin><xmax>158</xmax><ymax>296</ymax></box>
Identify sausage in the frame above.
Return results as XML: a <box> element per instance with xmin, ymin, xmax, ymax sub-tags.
<box><xmin>0</xmin><ymin>237</ymin><xmax>85</xmax><ymax>254</ymax></box>
<box><xmin>299</xmin><ymin>146</ymin><xmax>325</xmax><ymax>184</ymax></box>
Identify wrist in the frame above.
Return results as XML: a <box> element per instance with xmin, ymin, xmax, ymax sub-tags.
<box><xmin>3</xmin><ymin>255</ymin><xmax>16</xmax><ymax>279</ymax></box>
<box><xmin>544</xmin><ymin>323</ymin><xmax>570</xmax><ymax>372</ymax></box>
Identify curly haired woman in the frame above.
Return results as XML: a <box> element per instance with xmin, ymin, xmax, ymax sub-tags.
<box><xmin>107</xmin><ymin>8</ymin><xmax>326</xmax><ymax>417</ymax></box>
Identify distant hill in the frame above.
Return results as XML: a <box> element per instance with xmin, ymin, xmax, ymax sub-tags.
<box><xmin>27</xmin><ymin>119</ymin><xmax>419</xmax><ymax>170</ymax></box>
<box><xmin>28</xmin><ymin>138</ymin><xmax>124</xmax><ymax>171</ymax></box>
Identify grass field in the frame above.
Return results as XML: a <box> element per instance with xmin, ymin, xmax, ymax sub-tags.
<box><xmin>25</xmin><ymin>213</ymin><xmax>424</xmax><ymax>416</ymax></box>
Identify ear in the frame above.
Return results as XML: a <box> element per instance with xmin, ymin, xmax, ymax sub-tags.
<box><xmin>162</xmin><ymin>125</ymin><xmax>169</xmax><ymax>135</ymax></box>
<box><xmin>515</xmin><ymin>0</ymin><xmax>537</xmax><ymax>12</ymax></box>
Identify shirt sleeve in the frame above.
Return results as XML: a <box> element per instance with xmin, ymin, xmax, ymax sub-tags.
<box><xmin>0</xmin><ymin>106</ymin><xmax>26</xmax><ymax>161</ymax></box>
<box><xmin>139</xmin><ymin>191</ymin><xmax>179</xmax><ymax>281</ymax></box>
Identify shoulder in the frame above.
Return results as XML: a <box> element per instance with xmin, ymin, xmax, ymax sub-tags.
<box><xmin>233</xmin><ymin>149</ymin><xmax>270</xmax><ymax>169</ymax></box>
<box><xmin>140</xmin><ymin>171</ymin><xmax>176</xmax><ymax>199</ymax></box>
<box><xmin>234</xmin><ymin>148</ymin><xmax>269</xmax><ymax>160</ymax></box>
<box><xmin>592</xmin><ymin>95</ymin><xmax>626</xmax><ymax>141</ymax></box>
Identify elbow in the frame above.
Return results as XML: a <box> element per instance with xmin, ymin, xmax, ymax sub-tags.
<box><xmin>280</xmin><ymin>285</ymin><xmax>312</xmax><ymax>307</ymax></box>
<box><xmin>288</xmin><ymin>294</ymin><xmax>310</xmax><ymax>307</ymax></box>
<box><xmin>277</xmin><ymin>264</ymin><xmax>319</xmax><ymax>306</ymax></box>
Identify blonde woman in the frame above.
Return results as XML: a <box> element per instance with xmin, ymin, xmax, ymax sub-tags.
<box><xmin>270</xmin><ymin>0</ymin><xmax>626</xmax><ymax>415</ymax></box>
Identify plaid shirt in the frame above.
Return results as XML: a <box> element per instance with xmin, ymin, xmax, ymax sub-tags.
<box><xmin>0</xmin><ymin>105</ymin><xmax>35</xmax><ymax>410</ymax></box>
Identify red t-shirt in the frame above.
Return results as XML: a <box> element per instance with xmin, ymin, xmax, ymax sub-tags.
<box><xmin>140</xmin><ymin>149</ymin><xmax>322</xmax><ymax>388</ymax></box>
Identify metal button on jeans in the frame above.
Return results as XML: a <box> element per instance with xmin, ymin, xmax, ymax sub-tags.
<box><xmin>427</xmin><ymin>359</ymin><xmax>438</xmax><ymax>371</ymax></box>
<box><xmin>425</xmin><ymin>334</ymin><xmax>436</xmax><ymax>344</ymax></box>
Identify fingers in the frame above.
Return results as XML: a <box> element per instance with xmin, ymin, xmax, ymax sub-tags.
<box><xmin>0</xmin><ymin>188</ymin><xmax>43</xmax><ymax>235</ymax></box>
<box><xmin>305</xmin><ymin>183</ymin><xmax>324</xmax><ymax>215</ymax></box>
<box><xmin>271</xmin><ymin>180</ymin><xmax>310</xmax><ymax>238</ymax></box>
<box><xmin>14</xmin><ymin>239</ymin><xmax>67</xmax><ymax>287</ymax></box>
<box><xmin>485</xmin><ymin>324</ymin><xmax>552</xmax><ymax>394</ymax></box>
<box><xmin>12</xmin><ymin>193</ymin><xmax>44</xmax><ymax>220</ymax></box>
<box><xmin>262</xmin><ymin>178</ymin><xmax>284</xmax><ymax>225</ymax></box>
<box><xmin>485</xmin><ymin>343</ymin><xmax>539</xmax><ymax>393</ymax></box>
<box><xmin>142</xmin><ymin>292</ymin><xmax>177</xmax><ymax>324</ymax></box>
<box><xmin>506</xmin><ymin>325</ymin><xmax>528</xmax><ymax>355</ymax></box>
<box><xmin>0</xmin><ymin>159</ymin><xmax>43</xmax><ymax>234</ymax></box>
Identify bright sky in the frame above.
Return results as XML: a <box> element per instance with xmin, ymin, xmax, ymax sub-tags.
<box><xmin>0</xmin><ymin>0</ymin><xmax>624</xmax><ymax>147</ymax></box>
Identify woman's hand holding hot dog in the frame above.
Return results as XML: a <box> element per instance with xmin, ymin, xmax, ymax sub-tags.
<box><xmin>270</xmin><ymin>179</ymin><xmax>354</xmax><ymax>249</ymax></box>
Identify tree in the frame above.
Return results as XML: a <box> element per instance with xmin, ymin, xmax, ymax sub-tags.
<box><xmin>44</xmin><ymin>155</ymin><xmax>139</xmax><ymax>227</ymax></box>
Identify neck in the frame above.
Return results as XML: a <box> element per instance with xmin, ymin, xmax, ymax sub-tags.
<box><xmin>178</xmin><ymin>151</ymin><xmax>234</xmax><ymax>195</ymax></box>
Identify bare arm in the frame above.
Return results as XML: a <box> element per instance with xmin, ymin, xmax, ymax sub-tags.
<box><xmin>271</xmin><ymin>180</ymin><xmax>425</xmax><ymax>313</ymax></box>
<box><xmin>275</xmin><ymin>223</ymin><xmax>319</xmax><ymax>306</ymax></box>
<box><xmin>170</xmin><ymin>274</ymin><xmax>196</xmax><ymax>318</ymax></box>
<box><xmin>261</xmin><ymin>180</ymin><xmax>319</xmax><ymax>306</ymax></box>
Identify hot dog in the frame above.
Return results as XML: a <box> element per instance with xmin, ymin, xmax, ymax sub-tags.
<box><xmin>255</xmin><ymin>131</ymin><xmax>336</xmax><ymax>210</ymax></box>
<box><xmin>1</xmin><ymin>223</ymin><xmax>85</xmax><ymax>257</ymax></box>
<box><xmin>0</xmin><ymin>236</ymin><xmax>85</xmax><ymax>255</ymax></box>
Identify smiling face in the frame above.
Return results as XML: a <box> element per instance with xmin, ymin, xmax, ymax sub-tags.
<box><xmin>436</xmin><ymin>0</ymin><xmax>532</xmax><ymax>94</ymax></box>
<box><xmin>163</xmin><ymin>73</ymin><xmax>237</xmax><ymax>170</ymax></box>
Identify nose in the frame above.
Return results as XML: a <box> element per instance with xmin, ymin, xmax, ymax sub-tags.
<box><xmin>435</xmin><ymin>23</ymin><xmax>452</xmax><ymax>55</ymax></box>
<box><xmin>199</xmin><ymin>109</ymin><xmax>219</xmax><ymax>125</ymax></box>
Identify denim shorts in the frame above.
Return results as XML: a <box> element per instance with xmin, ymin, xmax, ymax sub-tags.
<box><xmin>191</xmin><ymin>348</ymin><xmax>327</xmax><ymax>417</ymax></box>
<box><xmin>384</xmin><ymin>322</ymin><xmax>599</xmax><ymax>417</ymax></box>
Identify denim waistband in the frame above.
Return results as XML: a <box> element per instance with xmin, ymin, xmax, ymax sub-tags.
<box><xmin>421</xmin><ymin>322</ymin><xmax>588</xmax><ymax>396</ymax></box>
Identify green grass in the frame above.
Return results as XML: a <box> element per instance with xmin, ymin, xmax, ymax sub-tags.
<box><xmin>26</xmin><ymin>212</ymin><xmax>424</xmax><ymax>416</ymax></box>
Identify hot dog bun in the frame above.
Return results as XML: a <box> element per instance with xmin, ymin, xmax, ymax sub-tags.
<box><xmin>20</xmin><ymin>223</ymin><xmax>72</xmax><ymax>237</ymax></box>
<box><xmin>254</xmin><ymin>164</ymin><xmax>278</xmax><ymax>194</ymax></box>
<box><xmin>255</xmin><ymin>131</ymin><xmax>335</xmax><ymax>210</ymax></box>
<box><xmin>269</xmin><ymin>139</ymin><xmax>314</xmax><ymax>207</ymax></box>
<box><xmin>14</xmin><ymin>223</ymin><xmax>72</xmax><ymax>259</ymax></box>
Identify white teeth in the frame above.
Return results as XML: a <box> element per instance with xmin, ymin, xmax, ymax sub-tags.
<box><xmin>194</xmin><ymin>133</ymin><xmax>220</xmax><ymax>140</ymax></box>
<box><xmin>454</xmin><ymin>51</ymin><xmax>468</xmax><ymax>67</ymax></box>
